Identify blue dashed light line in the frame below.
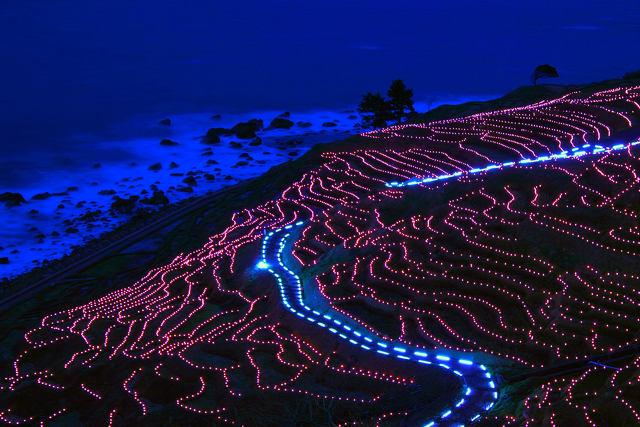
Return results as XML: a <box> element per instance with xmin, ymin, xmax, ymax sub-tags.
<box><xmin>385</xmin><ymin>140</ymin><xmax>638</xmax><ymax>189</ymax></box>
<box><xmin>261</xmin><ymin>221</ymin><xmax>498</xmax><ymax>425</ymax></box>
<box><xmin>257</xmin><ymin>154</ymin><xmax>620</xmax><ymax>425</ymax></box>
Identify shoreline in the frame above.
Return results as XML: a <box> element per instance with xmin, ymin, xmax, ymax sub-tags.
<box><xmin>2</xmin><ymin>78</ymin><xmax>636</xmax><ymax>286</ymax></box>
<box><xmin>0</xmin><ymin>107</ymin><xmax>365</xmax><ymax>280</ymax></box>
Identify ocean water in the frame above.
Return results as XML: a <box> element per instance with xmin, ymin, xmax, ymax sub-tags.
<box><xmin>0</xmin><ymin>0</ymin><xmax>639</xmax><ymax>278</ymax></box>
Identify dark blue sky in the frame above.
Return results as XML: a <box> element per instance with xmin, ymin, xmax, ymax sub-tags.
<box><xmin>1</xmin><ymin>0</ymin><xmax>639</xmax><ymax>156</ymax></box>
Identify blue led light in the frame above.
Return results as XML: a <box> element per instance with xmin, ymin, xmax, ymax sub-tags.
<box><xmin>441</xmin><ymin>410</ymin><xmax>452</xmax><ymax>418</ymax></box>
<box><xmin>258</xmin><ymin>200</ymin><xmax>514</xmax><ymax>426</ymax></box>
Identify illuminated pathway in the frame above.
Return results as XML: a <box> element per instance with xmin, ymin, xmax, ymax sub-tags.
<box><xmin>258</xmin><ymin>138</ymin><xmax>640</xmax><ymax>426</ymax></box>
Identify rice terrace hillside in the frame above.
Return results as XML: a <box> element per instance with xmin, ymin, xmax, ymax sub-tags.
<box><xmin>3</xmin><ymin>81</ymin><xmax>640</xmax><ymax>426</ymax></box>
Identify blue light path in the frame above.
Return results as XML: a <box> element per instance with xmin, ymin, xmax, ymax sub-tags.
<box><xmin>386</xmin><ymin>140</ymin><xmax>640</xmax><ymax>189</ymax></box>
<box><xmin>258</xmin><ymin>138</ymin><xmax>639</xmax><ymax>426</ymax></box>
<box><xmin>260</xmin><ymin>224</ymin><xmax>496</xmax><ymax>426</ymax></box>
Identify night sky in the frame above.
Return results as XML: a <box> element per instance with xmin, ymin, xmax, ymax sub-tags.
<box><xmin>1</xmin><ymin>0</ymin><xmax>639</xmax><ymax>155</ymax></box>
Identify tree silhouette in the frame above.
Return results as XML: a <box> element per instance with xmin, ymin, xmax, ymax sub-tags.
<box><xmin>358</xmin><ymin>92</ymin><xmax>393</xmax><ymax>129</ymax></box>
<box><xmin>387</xmin><ymin>79</ymin><xmax>415</xmax><ymax>123</ymax></box>
<box><xmin>531</xmin><ymin>64</ymin><xmax>559</xmax><ymax>85</ymax></box>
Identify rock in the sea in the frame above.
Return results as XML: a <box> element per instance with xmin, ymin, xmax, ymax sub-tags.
<box><xmin>239</xmin><ymin>153</ymin><xmax>252</xmax><ymax>159</ymax></box>
<box><xmin>204</xmin><ymin>173</ymin><xmax>215</xmax><ymax>181</ymax></box>
<box><xmin>93</xmin><ymin>163</ymin><xmax>101</xmax><ymax>168</ymax></box>
<box><xmin>206</xmin><ymin>159</ymin><xmax>219</xmax><ymax>165</ymax></box>
<box><xmin>158</xmin><ymin>118</ymin><xmax>171</xmax><ymax>126</ymax></box>
<box><xmin>51</xmin><ymin>231</ymin><xmax>60</xmax><ymax>236</ymax></box>
<box><xmin>233</xmin><ymin>161</ymin><xmax>249</xmax><ymax>167</ymax></box>
<box><xmin>0</xmin><ymin>257</ymin><xmax>8</xmax><ymax>264</ymax></box>
<box><xmin>111</xmin><ymin>195</ymin><xmax>140</xmax><ymax>214</ymax></box>
<box><xmin>160</xmin><ymin>138</ymin><xmax>179</xmax><ymax>146</ymax></box>
<box><xmin>0</xmin><ymin>192</ymin><xmax>26</xmax><ymax>207</ymax></box>
<box><xmin>348</xmin><ymin>115</ymin><xmax>358</xmax><ymax>119</ymax></box>
<box><xmin>203</xmin><ymin>132</ymin><xmax>221</xmax><ymax>144</ymax></box>
<box><xmin>211</xmin><ymin>114</ymin><xmax>222</xmax><ymax>119</ymax></box>
<box><xmin>322</xmin><ymin>121</ymin><xmax>337</xmax><ymax>127</ymax></box>
<box><xmin>207</xmin><ymin>127</ymin><xmax>233</xmax><ymax>137</ymax></box>
<box><xmin>65</xmin><ymin>227</ymin><xmax>78</xmax><ymax>233</ymax></box>
<box><xmin>98</xmin><ymin>189</ymin><xmax>116</xmax><ymax>195</ymax></box>
<box><xmin>140</xmin><ymin>190</ymin><xmax>169</xmax><ymax>205</ymax></box>
<box><xmin>224</xmin><ymin>175</ymin><xmax>233</xmax><ymax>180</ymax></box>
<box><xmin>169</xmin><ymin>161</ymin><xmax>179</xmax><ymax>169</ymax></box>
<box><xmin>176</xmin><ymin>186</ymin><xmax>194</xmax><ymax>193</ymax></box>
<box><xmin>278</xmin><ymin>111</ymin><xmax>290</xmax><ymax>117</ymax></box>
<box><xmin>67</xmin><ymin>186</ymin><xmax>79</xmax><ymax>191</ymax></box>
<box><xmin>230</xmin><ymin>141</ymin><xmax>243</xmax><ymax>148</ymax></box>
<box><xmin>296</xmin><ymin>121</ymin><xmax>312</xmax><ymax>128</ymax></box>
<box><xmin>31</xmin><ymin>192</ymin><xmax>51</xmax><ymax>200</ymax></box>
<box><xmin>28</xmin><ymin>209</ymin><xmax>38</xmax><ymax>214</ymax></box>
<box><xmin>182</xmin><ymin>176</ymin><xmax>197</xmax><ymax>186</ymax></box>
<box><xmin>231</xmin><ymin>119</ymin><xmax>263</xmax><ymax>139</ymax></box>
<box><xmin>289</xmin><ymin>151</ymin><xmax>299</xmax><ymax>156</ymax></box>
<box><xmin>148</xmin><ymin>163</ymin><xmax>162</xmax><ymax>171</ymax></box>
<box><xmin>269</xmin><ymin>117</ymin><xmax>294</xmax><ymax>129</ymax></box>
<box><xmin>249</xmin><ymin>137</ymin><xmax>262</xmax><ymax>146</ymax></box>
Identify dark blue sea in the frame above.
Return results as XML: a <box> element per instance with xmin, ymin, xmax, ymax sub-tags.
<box><xmin>0</xmin><ymin>0</ymin><xmax>639</xmax><ymax>185</ymax></box>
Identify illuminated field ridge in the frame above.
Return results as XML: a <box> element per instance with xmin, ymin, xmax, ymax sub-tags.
<box><xmin>2</xmin><ymin>85</ymin><xmax>640</xmax><ymax>426</ymax></box>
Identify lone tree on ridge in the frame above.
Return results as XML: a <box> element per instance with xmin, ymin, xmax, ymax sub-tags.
<box><xmin>358</xmin><ymin>92</ymin><xmax>393</xmax><ymax>129</ymax></box>
<box><xmin>388</xmin><ymin>79</ymin><xmax>415</xmax><ymax>123</ymax></box>
<box><xmin>531</xmin><ymin>64</ymin><xmax>559</xmax><ymax>85</ymax></box>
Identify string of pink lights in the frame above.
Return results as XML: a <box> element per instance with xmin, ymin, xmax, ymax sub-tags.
<box><xmin>1</xmin><ymin>85</ymin><xmax>640</xmax><ymax>426</ymax></box>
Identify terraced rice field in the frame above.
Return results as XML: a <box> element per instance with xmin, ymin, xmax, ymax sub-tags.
<box><xmin>2</xmin><ymin>85</ymin><xmax>640</xmax><ymax>426</ymax></box>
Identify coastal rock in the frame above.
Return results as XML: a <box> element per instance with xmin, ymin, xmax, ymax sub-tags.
<box><xmin>230</xmin><ymin>141</ymin><xmax>243</xmax><ymax>148</ymax></box>
<box><xmin>206</xmin><ymin>159</ymin><xmax>219</xmax><ymax>165</ymax></box>
<box><xmin>0</xmin><ymin>257</ymin><xmax>8</xmax><ymax>264</ymax></box>
<box><xmin>269</xmin><ymin>117</ymin><xmax>294</xmax><ymax>129</ymax></box>
<box><xmin>67</xmin><ymin>186</ymin><xmax>79</xmax><ymax>191</ymax></box>
<box><xmin>207</xmin><ymin>127</ymin><xmax>232</xmax><ymax>137</ymax></box>
<box><xmin>160</xmin><ymin>138</ymin><xmax>180</xmax><ymax>146</ymax></box>
<box><xmin>204</xmin><ymin>174</ymin><xmax>215</xmax><ymax>181</ymax></box>
<box><xmin>277</xmin><ymin>111</ymin><xmax>290</xmax><ymax>117</ymax></box>
<box><xmin>98</xmin><ymin>189</ymin><xmax>116</xmax><ymax>195</ymax></box>
<box><xmin>51</xmin><ymin>231</ymin><xmax>60</xmax><ymax>236</ymax></box>
<box><xmin>288</xmin><ymin>151</ymin><xmax>299</xmax><ymax>156</ymax></box>
<box><xmin>211</xmin><ymin>114</ymin><xmax>222</xmax><ymax>119</ymax></box>
<box><xmin>231</xmin><ymin>119</ymin><xmax>263</xmax><ymax>139</ymax></box>
<box><xmin>31</xmin><ymin>192</ymin><xmax>51</xmax><ymax>200</ymax></box>
<box><xmin>111</xmin><ymin>195</ymin><xmax>140</xmax><ymax>214</ymax></box>
<box><xmin>28</xmin><ymin>209</ymin><xmax>39</xmax><ymax>214</ymax></box>
<box><xmin>296</xmin><ymin>121</ymin><xmax>312</xmax><ymax>127</ymax></box>
<box><xmin>0</xmin><ymin>192</ymin><xmax>26</xmax><ymax>207</ymax></box>
<box><xmin>203</xmin><ymin>131</ymin><xmax>221</xmax><ymax>144</ymax></box>
<box><xmin>140</xmin><ymin>190</ymin><xmax>169</xmax><ymax>205</ymax></box>
<box><xmin>93</xmin><ymin>163</ymin><xmax>101</xmax><ymax>169</ymax></box>
<box><xmin>148</xmin><ymin>163</ymin><xmax>162</xmax><ymax>171</ymax></box>
<box><xmin>176</xmin><ymin>186</ymin><xmax>194</xmax><ymax>193</ymax></box>
<box><xmin>239</xmin><ymin>153</ymin><xmax>252</xmax><ymax>159</ymax></box>
<box><xmin>182</xmin><ymin>176</ymin><xmax>197</xmax><ymax>186</ymax></box>
<box><xmin>249</xmin><ymin>137</ymin><xmax>262</xmax><ymax>146</ymax></box>
<box><xmin>169</xmin><ymin>161</ymin><xmax>179</xmax><ymax>169</ymax></box>
<box><xmin>233</xmin><ymin>161</ymin><xmax>249</xmax><ymax>167</ymax></box>
<box><xmin>348</xmin><ymin>115</ymin><xmax>358</xmax><ymax>119</ymax></box>
<box><xmin>322</xmin><ymin>121</ymin><xmax>337</xmax><ymax>127</ymax></box>
<box><xmin>158</xmin><ymin>118</ymin><xmax>171</xmax><ymax>126</ymax></box>
<box><xmin>65</xmin><ymin>227</ymin><xmax>79</xmax><ymax>233</ymax></box>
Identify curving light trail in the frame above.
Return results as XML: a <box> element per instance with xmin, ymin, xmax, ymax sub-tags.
<box><xmin>258</xmin><ymin>137</ymin><xmax>640</xmax><ymax>426</ymax></box>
